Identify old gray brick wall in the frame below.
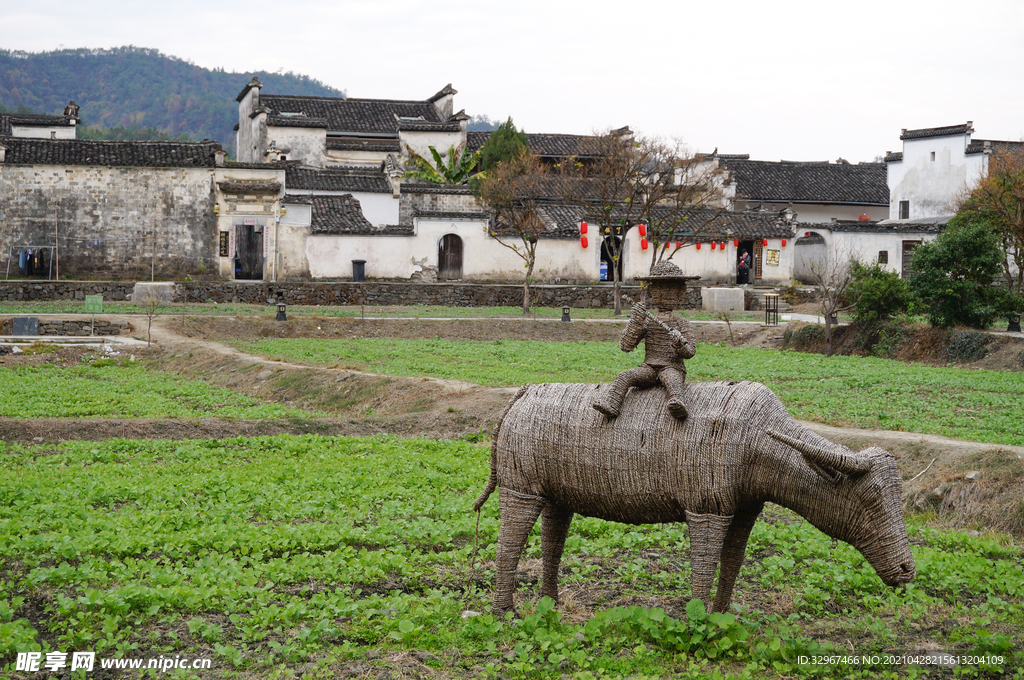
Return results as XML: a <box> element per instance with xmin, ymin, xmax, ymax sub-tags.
<box><xmin>0</xmin><ymin>165</ymin><xmax>217</xmax><ymax>279</ymax></box>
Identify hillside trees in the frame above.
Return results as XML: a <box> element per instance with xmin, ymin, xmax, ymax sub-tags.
<box><xmin>475</xmin><ymin>151</ymin><xmax>548</xmax><ymax>314</ymax></box>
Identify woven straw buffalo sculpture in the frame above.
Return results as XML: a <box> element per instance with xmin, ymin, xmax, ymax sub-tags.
<box><xmin>474</xmin><ymin>381</ymin><xmax>916</xmax><ymax>615</ymax></box>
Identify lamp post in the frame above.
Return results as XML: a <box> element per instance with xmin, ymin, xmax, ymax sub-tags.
<box><xmin>276</xmin><ymin>303</ymin><xmax>287</xmax><ymax>322</ymax></box>
<box><xmin>1009</xmin><ymin>313</ymin><xmax>1021</xmax><ymax>333</ymax></box>
<box><xmin>561</xmin><ymin>305</ymin><xmax>572</xmax><ymax>322</ymax></box>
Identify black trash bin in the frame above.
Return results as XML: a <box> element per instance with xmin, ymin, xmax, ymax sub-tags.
<box><xmin>352</xmin><ymin>259</ymin><xmax>366</xmax><ymax>283</ymax></box>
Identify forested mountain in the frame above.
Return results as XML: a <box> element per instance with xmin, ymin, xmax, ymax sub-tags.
<box><xmin>0</xmin><ymin>46</ymin><xmax>346</xmax><ymax>153</ymax></box>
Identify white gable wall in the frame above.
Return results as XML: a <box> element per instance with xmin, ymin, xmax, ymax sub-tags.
<box><xmin>888</xmin><ymin>133</ymin><xmax>987</xmax><ymax>220</ymax></box>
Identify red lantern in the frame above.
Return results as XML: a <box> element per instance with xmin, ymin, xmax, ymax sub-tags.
<box><xmin>720</xmin><ymin>242</ymin><xmax>726</xmax><ymax>250</ymax></box>
<box><xmin>580</xmin><ymin>235</ymin><xmax>588</xmax><ymax>249</ymax></box>
<box><xmin>781</xmin><ymin>239</ymin><xmax>787</xmax><ymax>247</ymax></box>
<box><xmin>733</xmin><ymin>239</ymin><xmax>739</xmax><ymax>247</ymax></box>
<box><xmin>580</xmin><ymin>221</ymin><xmax>588</xmax><ymax>235</ymax></box>
<box><xmin>640</xmin><ymin>237</ymin><xmax>649</xmax><ymax>251</ymax></box>
<box><xmin>696</xmin><ymin>243</ymin><xmax>701</xmax><ymax>250</ymax></box>
<box><xmin>711</xmin><ymin>241</ymin><xmax>716</xmax><ymax>250</ymax></box>
<box><xmin>638</xmin><ymin>223</ymin><xmax>647</xmax><ymax>237</ymax></box>
<box><xmin>676</xmin><ymin>241</ymin><xmax>681</xmax><ymax>248</ymax></box>
<box><xmin>762</xmin><ymin>239</ymin><xmax>768</xmax><ymax>247</ymax></box>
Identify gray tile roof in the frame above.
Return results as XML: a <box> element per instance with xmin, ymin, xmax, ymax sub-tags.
<box><xmin>285</xmin><ymin>165</ymin><xmax>391</xmax><ymax>193</ymax></box>
<box><xmin>401</xmin><ymin>183</ymin><xmax>475</xmax><ymax>195</ymax></box>
<box><xmin>0</xmin><ymin>137</ymin><xmax>221</xmax><ymax>167</ymax></box>
<box><xmin>536</xmin><ymin>202</ymin><xmax>794</xmax><ymax>240</ymax></box>
<box><xmin>0</xmin><ymin>113</ymin><xmax>76</xmax><ymax>136</ymax></box>
<box><xmin>414</xmin><ymin>209</ymin><xmax>489</xmax><ymax>220</ymax></box>
<box><xmin>260</xmin><ymin>94</ymin><xmax>442</xmax><ymax>135</ymax></box>
<box><xmin>467</xmin><ymin>131</ymin><xmax>605</xmax><ymax>158</ymax></box>
<box><xmin>396</xmin><ymin>120</ymin><xmax>462</xmax><ymax>132</ymax></box>
<box><xmin>267</xmin><ymin>114</ymin><xmax>329</xmax><ymax>128</ymax></box>
<box><xmin>900</xmin><ymin>123</ymin><xmax>972</xmax><ymax>140</ymax></box>
<box><xmin>801</xmin><ymin>217</ymin><xmax>947</xmax><ymax>234</ymax></box>
<box><xmin>308</xmin><ymin>194</ymin><xmax>412</xmax><ymax>235</ymax></box>
<box><xmin>722</xmin><ymin>159</ymin><xmax>888</xmax><ymax>205</ymax></box>
<box><xmin>965</xmin><ymin>139</ymin><xmax>1024</xmax><ymax>155</ymax></box>
<box><xmin>326</xmin><ymin>138</ymin><xmax>401</xmax><ymax>152</ymax></box>
<box><xmin>884</xmin><ymin>151</ymin><xmax>903</xmax><ymax>162</ymax></box>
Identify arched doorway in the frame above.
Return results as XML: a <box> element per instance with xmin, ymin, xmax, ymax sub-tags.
<box><xmin>438</xmin><ymin>234</ymin><xmax>463</xmax><ymax>281</ymax></box>
<box><xmin>794</xmin><ymin>232</ymin><xmax>826</xmax><ymax>283</ymax></box>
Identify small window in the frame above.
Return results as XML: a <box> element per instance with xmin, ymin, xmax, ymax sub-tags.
<box><xmin>878</xmin><ymin>250</ymin><xmax>888</xmax><ymax>265</ymax></box>
<box><xmin>899</xmin><ymin>200</ymin><xmax>910</xmax><ymax>219</ymax></box>
<box><xmin>930</xmin><ymin>151</ymin><xmax>935</xmax><ymax>161</ymax></box>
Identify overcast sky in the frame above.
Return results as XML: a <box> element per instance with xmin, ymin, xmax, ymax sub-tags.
<box><xmin>5</xmin><ymin>0</ymin><xmax>1023</xmax><ymax>163</ymax></box>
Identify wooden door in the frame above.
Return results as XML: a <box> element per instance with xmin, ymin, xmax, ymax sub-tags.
<box><xmin>439</xmin><ymin>234</ymin><xmax>463</xmax><ymax>281</ymax></box>
<box><xmin>236</xmin><ymin>225</ymin><xmax>263</xmax><ymax>280</ymax></box>
<box><xmin>901</xmin><ymin>240</ymin><xmax>921</xmax><ymax>279</ymax></box>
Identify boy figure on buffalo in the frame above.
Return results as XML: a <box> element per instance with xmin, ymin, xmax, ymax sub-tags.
<box><xmin>594</xmin><ymin>261</ymin><xmax>698</xmax><ymax>420</ymax></box>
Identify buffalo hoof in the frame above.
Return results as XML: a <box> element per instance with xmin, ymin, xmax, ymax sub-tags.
<box><xmin>593</xmin><ymin>401</ymin><xmax>619</xmax><ymax>418</ymax></box>
<box><xmin>668</xmin><ymin>399</ymin><xmax>689</xmax><ymax>420</ymax></box>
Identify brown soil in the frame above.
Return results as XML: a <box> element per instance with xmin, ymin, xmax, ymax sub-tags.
<box><xmin>3</xmin><ymin>312</ymin><xmax>1023</xmax><ymax>535</ymax></box>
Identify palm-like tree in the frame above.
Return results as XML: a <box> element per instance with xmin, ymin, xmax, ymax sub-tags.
<box><xmin>404</xmin><ymin>143</ymin><xmax>482</xmax><ymax>185</ymax></box>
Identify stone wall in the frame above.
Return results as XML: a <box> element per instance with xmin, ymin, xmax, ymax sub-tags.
<box><xmin>0</xmin><ymin>317</ymin><xmax>132</xmax><ymax>336</ymax></box>
<box><xmin>0</xmin><ymin>280</ymin><xmax>702</xmax><ymax>309</ymax></box>
<box><xmin>0</xmin><ymin>164</ymin><xmax>217</xmax><ymax>279</ymax></box>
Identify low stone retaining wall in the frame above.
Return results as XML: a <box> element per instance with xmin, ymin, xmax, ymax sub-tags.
<box><xmin>1</xmin><ymin>280</ymin><xmax>703</xmax><ymax>309</ymax></box>
<box><xmin>0</xmin><ymin>317</ymin><xmax>133</xmax><ymax>336</ymax></box>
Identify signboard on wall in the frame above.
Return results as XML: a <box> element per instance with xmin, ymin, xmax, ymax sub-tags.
<box><xmin>219</xmin><ymin>231</ymin><xmax>231</xmax><ymax>257</ymax></box>
<box><xmin>765</xmin><ymin>249</ymin><xmax>780</xmax><ymax>266</ymax></box>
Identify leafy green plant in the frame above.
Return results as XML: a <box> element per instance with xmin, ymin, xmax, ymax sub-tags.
<box><xmin>849</xmin><ymin>261</ymin><xmax>914</xmax><ymax>324</ymax></box>
<box><xmin>943</xmin><ymin>329</ymin><xmax>992</xmax><ymax>363</ymax></box>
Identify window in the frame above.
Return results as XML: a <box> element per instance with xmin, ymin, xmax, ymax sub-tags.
<box><xmin>899</xmin><ymin>200</ymin><xmax>910</xmax><ymax>219</ymax></box>
<box><xmin>930</xmin><ymin>151</ymin><xmax>935</xmax><ymax>161</ymax></box>
<box><xmin>878</xmin><ymin>250</ymin><xmax>888</xmax><ymax>265</ymax></box>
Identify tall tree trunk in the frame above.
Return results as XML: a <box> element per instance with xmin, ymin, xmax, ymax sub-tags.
<box><xmin>523</xmin><ymin>259</ymin><xmax>534</xmax><ymax>314</ymax></box>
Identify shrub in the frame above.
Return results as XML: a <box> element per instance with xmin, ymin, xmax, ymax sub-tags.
<box><xmin>784</xmin><ymin>323</ymin><xmax>825</xmax><ymax>350</ymax></box>
<box><xmin>849</xmin><ymin>261</ymin><xmax>913</xmax><ymax>324</ymax></box>
<box><xmin>943</xmin><ymin>330</ymin><xmax>992</xmax><ymax>363</ymax></box>
<box><xmin>908</xmin><ymin>214</ymin><xmax>1006</xmax><ymax>328</ymax></box>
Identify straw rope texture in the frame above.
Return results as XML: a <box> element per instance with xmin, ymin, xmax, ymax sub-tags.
<box><xmin>475</xmin><ymin>380</ymin><xmax>916</xmax><ymax>616</ymax></box>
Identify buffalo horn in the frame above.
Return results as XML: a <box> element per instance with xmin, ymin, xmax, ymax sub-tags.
<box><xmin>767</xmin><ymin>430</ymin><xmax>871</xmax><ymax>475</ymax></box>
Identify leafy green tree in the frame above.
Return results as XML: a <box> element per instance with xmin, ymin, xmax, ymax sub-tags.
<box><xmin>909</xmin><ymin>214</ymin><xmax>1007</xmax><ymax>328</ymax></box>
<box><xmin>848</xmin><ymin>261</ymin><xmax>913</xmax><ymax>324</ymax></box>
<box><xmin>479</xmin><ymin>117</ymin><xmax>528</xmax><ymax>171</ymax></box>
<box><xmin>404</xmin><ymin>143</ymin><xmax>482</xmax><ymax>185</ymax></box>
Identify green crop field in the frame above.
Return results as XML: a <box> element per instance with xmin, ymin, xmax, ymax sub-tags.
<box><xmin>1</xmin><ymin>434</ymin><xmax>1020</xmax><ymax>679</ymax></box>
<box><xmin>0</xmin><ymin>360</ymin><xmax>316</xmax><ymax>419</ymax></box>
<box><xmin>232</xmin><ymin>339</ymin><xmax>1024</xmax><ymax>447</ymax></box>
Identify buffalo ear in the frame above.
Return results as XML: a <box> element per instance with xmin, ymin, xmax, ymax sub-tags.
<box><xmin>767</xmin><ymin>430</ymin><xmax>871</xmax><ymax>476</ymax></box>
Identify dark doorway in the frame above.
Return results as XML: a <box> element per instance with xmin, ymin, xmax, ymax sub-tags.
<box><xmin>600</xmin><ymin>236</ymin><xmax>622</xmax><ymax>281</ymax></box>
<box><xmin>235</xmin><ymin>224</ymin><xmax>263</xmax><ymax>280</ymax></box>
<box><xmin>439</xmin><ymin>234</ymin><xmax>463</xmax><ymax>281</ymax></box>
<box><xmin>736</xmin><ymin>240</ymin><xmax>754</xmax><ymax>284</ymax></box>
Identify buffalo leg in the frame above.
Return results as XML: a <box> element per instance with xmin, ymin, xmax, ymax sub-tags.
<box><xmin>494</xmin><ymin>489</ymin><xmax>544</xmax><ymax>616</ymax></box>
<box><xmin>684</xmin><ymin>511</ymin><xmax>733</xmax><ymax>610</ymax></box>
<box><xmin>540</xmin><ymin>504</ymin><xmax>574</xmax><ymax>602</ymax></box>
<box><xmin>712</xmin><ymin>503</ymin><xmax>763</xmax><ymax>613</ymax></box>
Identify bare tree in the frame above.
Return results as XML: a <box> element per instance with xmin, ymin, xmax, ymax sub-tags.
<box><xmin>557</xmin><ymin>131</ymin><xmax>729</xmax><ymax>314</ymax></box>
<box><xmin>475</xmin><ymin>151</ymin><xmax>548</xmax><ymax>314</ymax></box>
<box><xmin>808</xmin><ymin>243</ymin><xmax>861</xmax><ymax>356</ymax></box>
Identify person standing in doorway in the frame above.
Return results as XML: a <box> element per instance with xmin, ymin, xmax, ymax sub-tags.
<box><xmin>737</xmin><ymin>250</ymin><xmax>751</xmax><ymax>284</ymax></box>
